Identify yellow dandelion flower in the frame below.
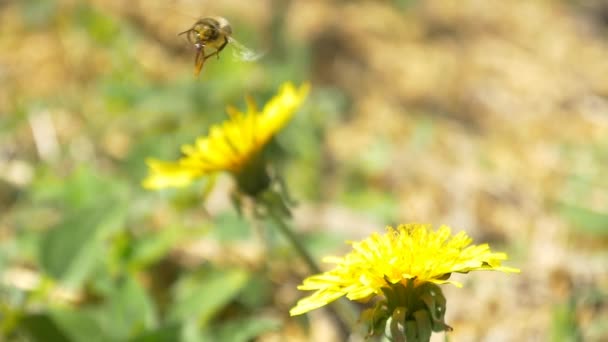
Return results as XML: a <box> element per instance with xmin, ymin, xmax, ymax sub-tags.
<box><xmin>290</xmin><ymin>223</ymin><xmax>519</xmax><ymax>316</ymax></box>
<box><xmin>142</xmin><ymin>82</ymin><xmax>310</xmax><ymax>193</ymax></box>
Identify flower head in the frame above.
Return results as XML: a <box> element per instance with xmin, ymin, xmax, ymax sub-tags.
<box><xmin>143</xmin><ymin>82</ymin><xmax>310</xmax><ymax>194</ymax></box>
<box><xmin>290</xmin><ymin>223</ymin><xmax>519</xmax><ymax>316</ymax></box>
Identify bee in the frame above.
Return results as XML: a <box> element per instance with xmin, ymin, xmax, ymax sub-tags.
<box><xmin>178</xmin><ymin>16</ymin><xmax>264</xmax><ymax>76</ymax></box>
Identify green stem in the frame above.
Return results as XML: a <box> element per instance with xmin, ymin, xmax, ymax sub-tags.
<box><xmin>266</xmin><ymin>207</ymin><xmax>360</xmax><ymax>334</ymax></box>
<box><xmin>267</xmin><ymin>208</ymin><xmax>321</xmax><ymax>273</ymax></box>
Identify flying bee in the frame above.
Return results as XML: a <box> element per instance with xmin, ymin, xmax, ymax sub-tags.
<box><xmin>178</xmin><ymin>16</ymin><xmax>265</xmax><ymax>76</ymax></box>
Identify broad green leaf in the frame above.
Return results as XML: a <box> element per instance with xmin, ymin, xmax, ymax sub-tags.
<box><xmin>559</xmin><ymin>202</ymin><xmax>608</xmax><ymax>236</ymax></box>
<box><xmin>128</xmin><ymin>324</ymin><xmax>181</xmax><ymax>342</ymax></box>
<box><xmin>182</xmin><ymin>319</ymin><xmax>206</xmax><ymax>342</ymax></box>
<box><xmin>93</xmin><ymin>276</ymin><xmax>157</xmax><ymax>340</ymax></box>
<box><xmin>169</xmin><ymin>268</ymin><xmax>250</xmax><ymax>325</ymax></box>
<box><xmin>34</xmin><ymin>276</ymin><xmax>156</xmax><ymax>342</ymax></box>
<box><xmin>49</xmin><ymin>309</ymin><xmax>107</xmax><ymax>342</ymax></box>
<box><xmin>236</xmin><ymin>274</ymin><xmax>273</xmax><ymax>310</ymax></box>
<box><xmin>340</xmin><ymin>187</ymin><xmax>398</xmax><ymax>222</ymax></box>
<box><xmin>18</xmin><ymin>313</ymin><xmax>70</xmax><ymax>342</ymax></box>
<box><xmin>31</xmin><ymin>166</ymin><xmax>127</xmax><ymax>210</ymax></box>
<box><xmin>206</xmin><ymin>316</ymin><xmax>282</xmax><ymax>342</ymax></box>
<box><xmin>72</xmin><ymin>3</ymin><xmax>120</xmax><ymax>46</ymax></box>
<box><xmin>39</xmin><ymin>201</ymin><xmax>127</xmax><ymax>287</ymax></box>
<box><xmin>298</xmin><ymin>230</ymin><xmax>347</xmax><ymax>259</ymax></box>
<box><xmin>551</xmin><ymin>300</ymin><xmax>582</xmax><ymax>342</ymax></box>
<box><xmin>212</xmin><ymin>212</ymin><xmax>251</xmax><ymax>242</ymax></box>
<box><xmin>19</xmin><ymin>0</ymin><xmax>57</xmax><ymax>28</ymax></box>
<box><xmin>124</xmin><ymin>226</ymin><xmax>188</xmax><ymax>271</ymax></box>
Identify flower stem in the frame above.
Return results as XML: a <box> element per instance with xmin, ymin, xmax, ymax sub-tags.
<box><xmin>267</xmin><ymin>208</ymin><xmax>321</xmax><ymax>273</ymax></box>
<box><xmin>266</xmin><ymin>207</ymin><xmax>360</xmax><ymax>334</ymax></box>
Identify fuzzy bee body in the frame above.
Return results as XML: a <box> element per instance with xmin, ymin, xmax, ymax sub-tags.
<box><xmin>178</xmin><ymin>17</ymin><xmax>262</xmax><ymax>76</ymax></box>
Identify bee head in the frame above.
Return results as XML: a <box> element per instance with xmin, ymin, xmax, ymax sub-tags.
<box><xmin>178</xmin><ymin>17</ymin><xmax>231</xmax><ymax>47</ymax></box>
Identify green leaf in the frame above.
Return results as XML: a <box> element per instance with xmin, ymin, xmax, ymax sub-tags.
<box><xmin>125</xmin><ymin>226</ymin><xmax>190</xmax><ymax>271</ymax></box>
<box><xmin>19</xmin><ymin>0</ymin><xmax>57</xmax><ymax>28</ymax></box>
<box><xmin>72</xmin><ymin>3</ymin><xmax>120</xmax><ymax>46</ymax></box>
<box><xmin>18</xmin><ymin>313</ymin><xmax>70</xmax><ymax>342</ymax></box>
<box><xmin>551</xmin><ymin>299</ymin><xmax>582</xmax><ymax>342</ymax></box>
<box><xmin>236</xmin><ymin>274</ymin><xmax>273</xmax><ymax>310</ymax></box>
<box><xmin>30</xmin><ymin>277</ymin><xmax>157</xmax><ymax>342</ymax></box>
<box><xmin>559</xmin><ymin>202</ymin><xmax>608</xmax><ymax>236</ymax></box>
<box><xmin>39</xmin><ymin>201</ymin><xmax>127</xmax><ymax>287</ymax></box>
<box><xmin>95</xmin><ymin>276</ymin><xmax>157</xmax><ymax>340</ymax></box>
<box><xmin>128</xmin><ymin>324</ymin><xmax>182</xmax><ymax>342</ymax></box>
<box><xmin>212</xmin><ymin>212</ymin><xmax>251</xmax><ymax>242</ymax></box>
<box><xmin>340</xmin><ymin>187</ymin><xmax>398</xmax><ymax>222</ymax></box>
<box><xmin>168</xmin><ymin>267</ymin><xmax>250</xmax><ymax>326</ymax></box>
<box><xmin>295</xmin><ymin>230</ymin><xmax>346</xmax><ymax>260</ymax></box>
<box><xmin>208</xmin><ymin>316</ymin><xmax>282</xmax><ymax>342</ymax></box>
<box><xmin>31</xmin><ymin>166</ymin><xmax>127</xmax><ymax>210</ymax></box>
<box><xmin>49</xmin><ymin>309</ymin><xmax>107</xmax><ymax>342</ymax></box>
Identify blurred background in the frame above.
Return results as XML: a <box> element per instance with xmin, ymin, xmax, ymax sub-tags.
<box><xmin>1</xmin><ymin>0</ymin><xmax>608</xmax><ymax>341</ymax></box>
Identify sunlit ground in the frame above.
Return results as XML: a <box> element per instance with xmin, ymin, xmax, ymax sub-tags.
<box><xmin>1</xmin><ymin>0</ymin><xmax>607</xmax><ymax>341</ymax></box>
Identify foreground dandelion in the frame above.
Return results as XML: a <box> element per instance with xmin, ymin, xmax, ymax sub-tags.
<box><xmin>142</xmin><ymin>82</ymin><xmax>310</xmax><ymax>196</ymax></box>
<box><xmin>290</xmin><ymin>224</ymin><xmax>520</xmax><ymax>341</ymax></box>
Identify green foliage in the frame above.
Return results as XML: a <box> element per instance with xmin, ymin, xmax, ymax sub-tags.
<box><xmin>18</xmin><ymin>314</ymin><xmax>71</xmax><ymax>342</ymax></box>
<box><xmin>39</xmin><ymin>203</ymin><xmax>126</xmax><ymax>286</ymax></box>
<box><xmin>557</xmin><ymin>141</ymin><xmax>608</xmax><ymax>236</ymax></box>
<box><xmin>19</xmin><ymin>0</ymin><xmax>57</xmax><ymax>28</ymax></box>
<box><xmin>212</xmin><ymin>212</ymin><xmax>252</xmax><ymax>242</ymax></box>
<box><xmin>72</xmin><ymin>3</ymin><xmax>121</xmax><ymax>46</ymax></box>
<box><xmin>550</xmin><ymin>299</ymin><xmax>582</xmax><ymax>342</ymax></box>
<box><xmin>18</xmin><ymin>275</ymin><xmax>155</xmax><ymax>342</ymax></box>
<box><xmin>340</xmin><ymin>187</ymin><xmax>399</xmax><ymax>222</ymax></box>
<box><xmin>168</xmin><ymin>267</ymin><xmax>249</xmax><ymax>325</ymax></box>
<box><xmin>4</xmin><ymin>0</ymin><xmax>606</xmax><ymax>340</ymax></box>
<box><xmin>559</xmin><ymin>203</ymin><xmax>608</xmax><ymax>236</ymax></box>
<box><xmin>202</xmin><ymin>316</ymin><xmax>281</xmax><ymax>342</ymax></box>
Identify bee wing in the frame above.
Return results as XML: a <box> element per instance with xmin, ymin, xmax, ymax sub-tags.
<box><xmin>228</xmin><ymin>36</ymin><xmax>265</xmax><ymax>61</ymax></box>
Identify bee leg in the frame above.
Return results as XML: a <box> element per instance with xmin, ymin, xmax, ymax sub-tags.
<box><xmin>215</xmin><ymin>37</ymin><xmax>229</xmax><ymax>60</ymax></box>
<box><xmin>178</xmin><ymin>29</ymin><xmax>195</xmax><ymax>45</ymax></box>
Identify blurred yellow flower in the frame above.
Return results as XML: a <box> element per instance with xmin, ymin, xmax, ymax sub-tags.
<box><xmin>143</xmin><ymin>82</ymin><xmax>310</xmax><ymax>191</ymax></box>
<box><xmin>290</xmin><ymin>223</ymin><xmax>520</xmax><ymax>316</ymax></box>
